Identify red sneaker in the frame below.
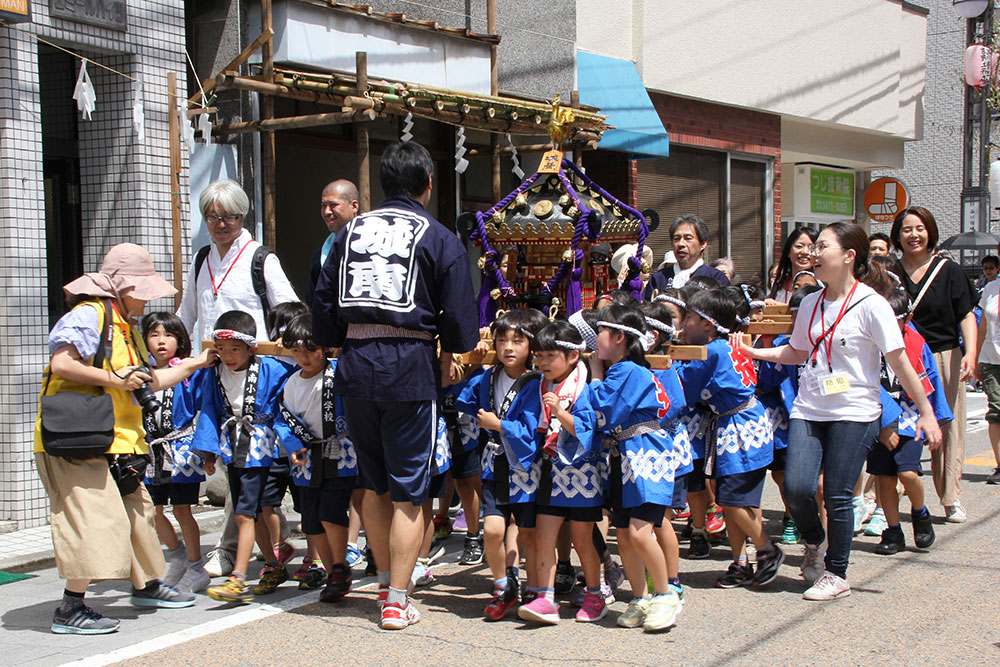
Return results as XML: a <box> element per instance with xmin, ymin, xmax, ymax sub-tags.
<box><xmin>674</xmin><ymin>503</ymin><xmax>691</xmax><ymax>520</ymax></box>
<box><xmin>378</xmin><ymin>584</ymin><xmax>389</xmax><ymax>608</ymax></box>
<box><xmin>484</xmin><ymin>584</ymin><xmax>519</xmax><ymax>621</ymax></box>
<box><xmin>705</xmin><ymin>505</ymin><xmax>727</xmax><ymax>534</ymax></box>
<box><xmin>381</xmin><ymin>600</ymin><xmax>421</xmax><ymax>629</ymax></box>
<box><xmin>274</xmin><ymin>542</ymin><xmax>295</xmax><ymax>565</ymax></box>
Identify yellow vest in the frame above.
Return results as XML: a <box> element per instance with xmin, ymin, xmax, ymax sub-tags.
<box><xmin>34</xmin><ymin>300</ymin><xmax>151</xmax><ymax>455</ymax></box>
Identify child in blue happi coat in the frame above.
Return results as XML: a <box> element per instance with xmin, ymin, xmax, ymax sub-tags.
<box><xmin>677</xmin><ymin>288</ymin><xmax>780</xmax><ymax>590</ymax></box>
<box><xmin>868</xmin><ymin>289</ymin><xmax>953</xmax><ymax>555</ymax></box>
<box><xmin>589</xmin><ymin>304</ymin><xmax>687</xmax><ymax>633</ymax></box>
<box><xmin>273</xmin><ymin>315</ymin><xmax>358</xmax><ymax>601</ymax></box>
<box><xmin>440</xmin><ymin>362</ymin><xmax>485</xmax><ymax>566</ymax></box>
<box><xmin>195</xmin><ymin>311</ymin><xmax>294</xmax><ymax>604</ymax></box>
<box><xmin>516</xmin><ymin>321</ymin><xmax>602</xmax><ymax>625</ymax></box>
<box><xmin>457</xmin><ymin>308</ymin><xmax>548</xmax><ymax>621</ymax></box>
<box><xmin>141</xmin><ymin>312</ymin><xmax>211</xmax><ymax>593</ymax></box>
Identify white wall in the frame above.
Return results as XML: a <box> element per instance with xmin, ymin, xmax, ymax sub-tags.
<box><xmin>578</xmin><ymin>0</ymin><xmax>927</xmax><ymax>143</ymax></box>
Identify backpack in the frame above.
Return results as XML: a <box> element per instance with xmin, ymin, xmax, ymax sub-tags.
<box><xmin>194</xmin><ymin>244</ymin><xmax>273</xmax><ymax>321</ymax></box>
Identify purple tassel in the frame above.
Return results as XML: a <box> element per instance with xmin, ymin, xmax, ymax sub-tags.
<box><xmin>566</xmin><ymin>249</ymin><xmax>584</xmax><ymax>316</ymax></box>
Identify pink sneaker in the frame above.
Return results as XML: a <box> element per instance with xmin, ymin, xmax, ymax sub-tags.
<box><xmin>274</xmin><ymin>542</ymin><xmax>295</xmax><ymax>565</ymax></box>
<box><xmin>575</xmin><ymin>591</ymin><xmax>608</xmax><ymax>623</ymax></box>
<box><xmin>291</xmin><ymin>555</ymin><xmax>314</xmax><ymax>581</ymax></box>
<box><xmin>517</xmin><ymin>596</ymin><xmax>560</xmax><ymax>625</ymax></box>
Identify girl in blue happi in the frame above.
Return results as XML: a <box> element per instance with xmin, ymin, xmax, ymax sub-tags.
<box><xmin>678</xmin><ymin>288</ymin><xmax>780</xmax><ymax>590</ymax></box>
<box><xmin>868</xmin><ymin>288</ymin><xmax>953</xmax><ymax>555</ymax></box>
<box><xmin>141</xmin><ymin>312</ymin><xmax>211</xmax><ymax>594</ymax></box>
<box><xmin>516</xmin><ymin>321</ymin><xmax>603</xmax><ymax>626</ymax></box>
<box><xmin>456</xmin><ymin>308</ymin><xmax>548</xmax><ymax>621</ymax></box>
<box><xmin>273</xmin><ymin>314</ymin><xmax>358</xmax><ymax>602</ymax></box>
<box><xmin>194</xmin><ymin>310</ymin><xmax>295</xmax><ymax>603</ymax></box>
<box><xmin>589</xmin><ymin>304</ymin><xmax>687</xmax><ymax>633</ymax></box>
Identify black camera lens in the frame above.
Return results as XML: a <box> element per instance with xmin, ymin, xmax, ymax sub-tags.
<box><xmin>134</xmin><ymin>382</ymin><xmax>161</xmax><ymax>412</ymax></box>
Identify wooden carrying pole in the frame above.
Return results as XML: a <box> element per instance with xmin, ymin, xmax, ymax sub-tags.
<box><xmin>487</xmin><ymin>0</ymin><xmax>500</xmax><ymax>201</ymax></box>
<box><xmin>356</xmin><ymin>52</ymin><xmax>371</xmax><ymax>211</ymax></box>
<box><xmin>260</xmin><ymin>0</ymin><xmax>277</xmax><ymax>249</ymax></box>
<box><xmin>168</xmin><ymin>72</ymin><xmax>184</xmax><ymax>309</ymax></box>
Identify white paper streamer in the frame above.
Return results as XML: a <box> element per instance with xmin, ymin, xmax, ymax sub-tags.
<box><xmin>198</xmin><ymin>112</ymin><xmax>213</xmax><ymax>144</ymax></box>
<box><xmin>454</xmin><ymin>126</ymin><xmax>469</xmax><ymax>174</ymax></box>
<box><xmin>179</xmin><ymin>100</ymin><xmax>196</xmax><ymax>153</ymax></box>
<box><xmin>73</xmin><ymin>59</ymin><xmax>97</xmax><ymax>120</ymax></box>
<box><xmin>507</xmin><ymin>134</ymin><xmax>525</xmax><ymax>180</ymax></box>
<box><xmin>131</xmin><ymin>83</ymin><xmax>145</xmax><ymax>141</ymax></box>
<box><xmin>401</xmin><ymin>112</ymin><xmax>414</xmax><ymax>142</ymax></box>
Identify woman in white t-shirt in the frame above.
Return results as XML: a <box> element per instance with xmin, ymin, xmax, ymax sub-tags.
<box><xmin>736</xmin><ymin>221</ymin><xmax>942</xmax><ymax>602</ymax></box>
<box><xmin>975</xmin><ymin>277</ymin><xmax>1000</xmax><ymax>484</ymax></box>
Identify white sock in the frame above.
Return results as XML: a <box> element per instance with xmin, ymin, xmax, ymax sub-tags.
<box><xmin>387</xmin><ymin>586</ymin><xmax>407</xmax><ymax>607</ymax></box>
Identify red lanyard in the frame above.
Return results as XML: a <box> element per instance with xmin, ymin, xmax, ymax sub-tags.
<box><xmin>207</xmin><ymin>242</ymin><xmax>251</xmax><ymax>298</ymax></box>
<box><xmin>806</xmin><ymin>281</ymin><xmax>859</xmax><ymax>371</ymax></box>
<box><xmin>109</xmin><ymin>303</ymin><xmax>139</xmax><ymax>365</ymax></box>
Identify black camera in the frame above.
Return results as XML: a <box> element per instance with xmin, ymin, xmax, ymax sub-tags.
<box><xmin>133</xmin><ymin>367</ymin><xmax>161</xmax><ymax>412</ymax></box>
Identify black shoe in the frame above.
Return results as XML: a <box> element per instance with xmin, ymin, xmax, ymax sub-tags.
<box><xmin>297</xmin><ymin>566</ymin><xmax>328</xmax><ymax>591</ymax></box>
<box><xmin>460</xmin><ymin>535</ymin><xmax>484</xmax><ymax>565</ymax></box>
<box><xmin>687</xmin><ymin>532</ymin><xmax>711</xmax><ymax>559</ymax></box>
<box><xmin>554</xmin><ymin>561</ymin><xmax>576</xmax><ymax>594</ymax></box>
<box><xmin>364</xmin><ymin>547</ymin><xmax>377</xmax><ymax>577</ymax></box>
<box><xmin>874</xmin><ymin>528</ymin><xmax>905</xmax><ymax>555</ymax></box>
<box><xmin>52</xmin><ymin>605</ymin><xmax>120</xmax><ymax>635</ymax></box>
<box><xmin>320</xmin><ymin>564</ymin><xmax>352</xmax><ymax>602</ymax></box>
<box><xmin>715</xmin><ymin>561</ymin><xmax>753</xmax><ymax>588</ymax></box>
<box><xmin>752</xmin><ymin>544</ymin><xmax>785</xmax><ymax>586</ymax></box>
<box><xmin>988</xmin><ymin>467</ymin><xmax>1000</xmax><ymax>485</ymax></box>
<box><xmin>912</xmin><ymin>512</ymin><xmax>935</xmax><ymax>549</ymax></box>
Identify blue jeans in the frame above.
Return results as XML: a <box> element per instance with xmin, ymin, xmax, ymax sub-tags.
<box><xmin>785</xmin><ymin>418</ymin><xmax>878</xmax><ymax>579</ymax></box>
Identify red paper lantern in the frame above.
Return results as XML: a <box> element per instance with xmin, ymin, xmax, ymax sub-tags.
<box><xmin>965</xmin><ymin>43</ymin><xmax>998</xmax><ymax>88</ymax></box>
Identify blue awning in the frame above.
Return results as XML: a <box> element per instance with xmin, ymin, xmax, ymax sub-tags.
<box><xmin>577</xmin><ymin>51</ymin><xmax>670</xmax><ymax>159</ymax></box>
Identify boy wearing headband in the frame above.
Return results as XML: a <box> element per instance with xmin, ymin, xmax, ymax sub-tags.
<box><xmin>195</xmin><ymin>311</ymin><xmax>294</xmax><ymax>603</ymax></box>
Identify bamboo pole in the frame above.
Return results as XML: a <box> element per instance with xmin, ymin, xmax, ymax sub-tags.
<box><xmin>168</xmin><ymin>72</ymin><xmax>184</xmax><ymax>309</ymax></box>
<box><xmin>214</xmin><ymin>109</ymin><xmax>376</xmax><ymax>135</ymax></box>
<box><xmin>260</xmin><ymin>0</ymin><xmax>277</xmax><ymax>250</ymax></box>
<box><xmin>356</xmin><ymin>52</ymin><xmax>371</xmax><ymax>212</ymax></box>
<box><xmin>187</xmin><ymin>28</ymin><xmax>274</xmax><ymax>107</ymax></box>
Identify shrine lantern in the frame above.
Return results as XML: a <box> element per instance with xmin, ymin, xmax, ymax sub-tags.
<box><xmin>965</xmin><ymin>44</ymin><xmax>998</xmax><ymax>88</ymax></box>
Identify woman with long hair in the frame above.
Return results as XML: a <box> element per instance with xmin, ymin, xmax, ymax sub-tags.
<box><xmin>768</xmin><ymin>226</ymin><xmax>819</xmax><ymax>303</ymax></box>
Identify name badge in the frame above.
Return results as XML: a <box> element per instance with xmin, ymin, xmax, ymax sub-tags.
<box><xmin>819</xmin><ymin>372</ymin><xmax>850</xmax><ymax>396</ymax></box>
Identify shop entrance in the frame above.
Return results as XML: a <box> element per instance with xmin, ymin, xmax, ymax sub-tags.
<box><xmin>39</xmin><ymin>44</ymin><xmax>83</xmax><ymax>327</ymax></box>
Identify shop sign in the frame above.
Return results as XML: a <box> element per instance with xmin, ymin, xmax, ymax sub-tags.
<box><xmin>49</xmin><ymin>0</ymin><xmax>127</xmax><ymax>32</ymax></box>
<box><xmin>809</xmin><ymin>167</ymin><xmax>854</xmax><ymax>217</ymax></box>
<box><xmin>0</xmin><ymin>0</ymin><xmax>31</xmax><ymax>24</ymax></box>
<box><xmin>864</xmin><ymin>177</ymin><xmax>908</xmax><ymax>223</ymax></box>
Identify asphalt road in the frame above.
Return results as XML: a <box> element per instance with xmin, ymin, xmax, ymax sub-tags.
<box><xmin>3</xmin><ymin>393</ymin><xmax>999</xmax><ymax>666</ymax></box>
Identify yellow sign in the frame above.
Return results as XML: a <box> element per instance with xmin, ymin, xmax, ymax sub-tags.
<box><xmin>538</xmin><ymin>150</ymin><xmax>563</xmax><ymax>174</ymax></box>
<box><xmin>0</xmin><ymin>0</ymin><xmax>28</xmax><ymax>15</ymax></box>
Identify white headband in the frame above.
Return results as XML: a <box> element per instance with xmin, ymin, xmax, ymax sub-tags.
<box><xmin>688</xmin><ymin>308</ymin><xmax>730</xmax><ymax>335</ymax></box>
<box><xmin>554</xmin><ymin>340</ymin><xmax>588</xmax><ymax>352</ymax></box>
<box><xmin>597</xmin><ymin>320</ymin><xmax>645</xmax><ymax>339</ymax></box>
<box><xmin>887</xmin><ymin>271</ymin><xmax>901</xmax><ymax>284</ymax></box>
<box><xmin>568</xmin><ymin>311</ymin><xmax>598</xmax><ymax>351</ymax></box>
<box><xmin>749</xmin><ymin>300</ymin><xmax>766</xmax><ymax>309</ymax></box>
<box><xmin>644</xmin><ymin>316</ymin><xmax>676</xmax><ymax>338</ymax></box>
<box><xmin>654</xmin><ymin>294</ymin><xmax>686</xmax><ymax>310</ymax></box>
<box><xmin>211</xmin><ymin>329</ymin><xmax>257</xmax><ymax>347</ymax></box>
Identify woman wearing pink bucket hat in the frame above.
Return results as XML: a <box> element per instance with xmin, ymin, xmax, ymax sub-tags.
<box><xmin>34</xmin><ymin>243</ymin><xmax>217</xmax><ymax>635</ymax></box>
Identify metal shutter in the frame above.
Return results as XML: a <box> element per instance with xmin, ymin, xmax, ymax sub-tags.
<box><xmin>729</xmin><ymin>159</ymin><xmax>766</xmax><ymax>284</ymax></box>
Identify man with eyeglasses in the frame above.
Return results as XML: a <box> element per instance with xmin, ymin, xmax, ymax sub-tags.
<box><xmin>306</xmin><ymin>180</ymin><xmax>360</xmax><ymax>306</ymax></box>
<box><xmin>177</xmin><ymin>178</ymin><xmax>298</xmax><ymax>352</ymax></box>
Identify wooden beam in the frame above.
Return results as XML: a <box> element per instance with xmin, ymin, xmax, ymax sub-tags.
<box><xmin>746</xmin><ymin>321</ymin><xmax>794</xmax><ymax>335</ymax></box>
<box><xmin>168</xmin><ymin>72</ymin><xmax>184</xmax><ymax>310</ymax></box>
<box><xmin>763</xmin><ymin>303</ymin><xmax>790</xmax><ymax>316</ymax></box>
<box><xmin>356</xmin><ymin>51</ymin><xmax>371</xmax><ymax>212</ymax></box>
<box><xmin>260</xmin><ymin>0</ymin><xmax>277</xmax><ymax>250</ymax></box>
<box><xmin>187</xmin><ymin>28</ymin><xmax>274</xmax><ymax>107</ymax></box>
<box><xmin>214</xmin><ymin>109</ymin><xmax>376</xmax><ymax>135</ymax></box>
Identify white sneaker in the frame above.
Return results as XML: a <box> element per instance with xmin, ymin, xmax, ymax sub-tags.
<box><xmin>851</xmin><ymin>496</ymin><xmax>866</xmax><ymax>534</ymax></box>
<box><xmin>864</xmin><ymin>508</ymin><xmax>887</xmax><ymax>536</ymax></box>
<box><xmin>862</xmin><ymin>497</ymin><xmax>877</xmax><ymax>525</ymax></box>
<box><xmin>803</xmin><ymin>571</ymin><xmax>851</xmax><ymax>601</ymax></box>
<box><xmin>411</xmin><ymin>561</ymin><xmax>434</xmax><ymax>587</ymax></box>
<box><xmin>944</xmin><ymin>499</ymin><xmax>967</xmax><ymax>523</ymax></box>
<box><xmin>162</xmin><ymin>551</ymin><xmax>188</xmax><ymax>587</ymax></box>
<box><xmin>203</xmin><ymin>549</ymin><xmax>235</xmax><ymax>578</ymax></box>
<box><xmin>176</xmin><ymin>566</ymin><xmax>212</xmax><ymax>593</ymax></box>
<box><xmin>800</xmin><ymin>537</ymin><xmax>827</xmax><ymax>585</ymax></box>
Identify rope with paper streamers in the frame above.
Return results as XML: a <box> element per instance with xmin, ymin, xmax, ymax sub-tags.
<box><xmin>507</xmin><ymin>134</ymin><xmax>525</xmax><ymax>180</ymax></box>
<box><xmin>470</xmin><ymin>158</ymin><xmax>649</xmax><ymax>326</ymax></box>
<box><xmin>455</xmin><ymin>126</ymin><xmax>468</xmax><ymax>174</ymax></box>
<box><xmin>401</xmin><ymin>112</ymin><xmax>414</xmax><ymax>142</ymax></box>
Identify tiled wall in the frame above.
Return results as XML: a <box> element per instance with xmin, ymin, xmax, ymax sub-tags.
<box><xmin>0</xmin><ymin>1</ymin><xmax>188</xmax><ymax>529</ymax></box>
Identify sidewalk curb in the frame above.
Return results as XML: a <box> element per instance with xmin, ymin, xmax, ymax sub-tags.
<box><xmin>0</xmin><ymin>507</ymin><xmax>227</xmax><ymax>574</ymax></box>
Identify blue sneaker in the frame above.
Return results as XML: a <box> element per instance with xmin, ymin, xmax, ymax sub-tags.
<box><xmin>346</xmin><ymin>544</ymin><xmax>363</xmax><ymax>568</ymax></box>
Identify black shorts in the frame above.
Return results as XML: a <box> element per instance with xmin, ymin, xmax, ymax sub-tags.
<box><xmin>145</xmin><ymin>482</ymin><xmax>199</xmax><ymax>507</ymax></box>
<box><xmin>670</xmin><ymin>473</ymin><xmax>688</xmax><ymax>511</ymax></box>
<box><xmin>450</xmin><ymin>445</ymin><xmax>482</xmax><ymax>480</ymax></box>
<box><xmin>715</xmin><ymin>467</ymin><xmax>767</xmax><ymax>508</ymax></box>
<box><xmin>536</xmin><ymin>504</ymin><xmax>603</xmax><ymax>522</ymax></box>
<box><xmin>686</xmin><ymin>459</ymin><xmax>707</xmax><ymax>493</ymax></box>
<box><xmin>867</xmin><ymin>436</ymin><xmax>924</xmax><ymax>476</ymax></box>
<box><xmin>298</xmin><ymin>475</ymin><xmax>356</xmax><ymax>535</ymax></box>
<box><xmin>428</xmin><ymin>472</ymin><xmax>449</xmax><ymax>499</ymax></box>
<box><xmin>769</xmin><ymin>447</ymin><xmax>787</xmax><ymax>472</ymax></box>
<box><xmin>611</xmin><ymin>503</ymin><xmax>666</xmax><ymax>529</ymax></box>
<box><xmin>261</xmin><ymin>457</ymin><xmax>290</xmax><ymax>507</ymax></box>
<box><xmin>343</xmin><ymin>398</ymin><xmax>437</xmax><ymax>505</ymax></box>
<box><xmin>482</xmin><ymin>479</ymin><xmax>536</xmax><ymax>527</ymax></box>
<box><xmin>229</xmin><ymin>466</ymin><xmax>269</xmax><ymax>519</ymax></box>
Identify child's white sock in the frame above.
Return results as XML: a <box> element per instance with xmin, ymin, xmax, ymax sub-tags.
<box><xmin>386</xmin><ymin>586</ymin><xmax>407</xmax><ymax>607</ymax></box>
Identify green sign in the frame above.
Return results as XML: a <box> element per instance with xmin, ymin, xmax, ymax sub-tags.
<box><xmin>810</xmin><ymin>168</ymin><xmax>854</xmax><ymax>216</ymax></box>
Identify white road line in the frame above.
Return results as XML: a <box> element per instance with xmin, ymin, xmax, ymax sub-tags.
<box><xmin>63</xmin><ymin>582</ymin><xmax>378</xmax><ymax>667</ymax></box>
